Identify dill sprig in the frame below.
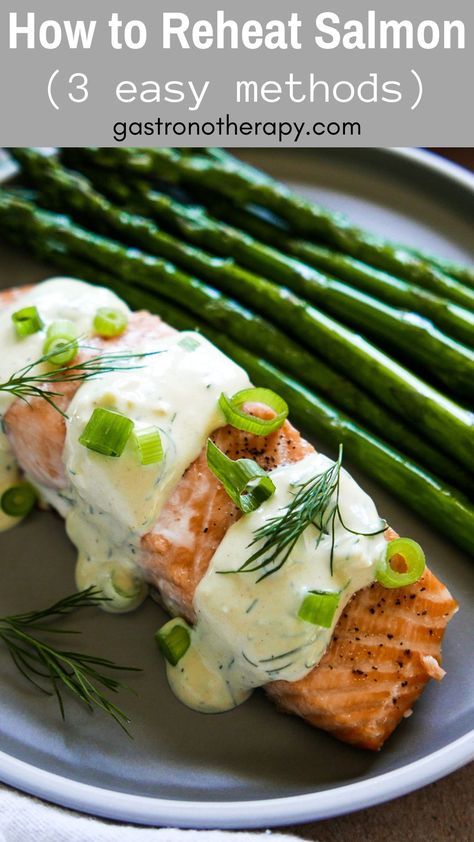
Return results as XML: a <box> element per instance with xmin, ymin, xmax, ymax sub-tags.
<box><xmin>0</xmin><ymin>341</ymin><xmax>156</xmax><ymax>417</ymax></box>
<box><xmin>236</xmin><ymin>445</ymin><xmax>387</xmax><ymax>581</ymax></box>
<box><xmin>0</xmin><ymin>587</ymin><xmax>140</xmax><ymax>733</ymax></box>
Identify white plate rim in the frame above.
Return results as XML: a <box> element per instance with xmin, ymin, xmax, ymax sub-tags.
<box><xmin>0</xmin><ymin>733</ymin><xmax>472</xmax><ymax>828</ymax></box>
<box><xmin>391</xmin><ymin>147</ymin><xmax>474</xmax><ymax>192</ymax></box>
<box><xmin>0</xmin><ymin>146</ymin><xmax>473</xmax><ymax>828</ymax></box>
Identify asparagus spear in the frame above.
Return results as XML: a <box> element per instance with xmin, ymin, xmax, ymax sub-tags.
<box><xmin>11</xmin><ymin>238</ymin><xmax>474</xmax><ymax>557</ymax></box>
<box><xmin>272</xmin><ymin>243</ymin><xmax>474</xmax><ymax>351</ymax></box>
<box><xmin>394</xmin><ymin>247</ymin><xmax>474</xmax><ymax>289</ymax></box>
<box><xmin>66</xmin><ymin>147</ymin><xmax>474</xmax><ymax>312</ymax></box>
<box><xmin>0</xmin><ymin>190</ymin><xmax>472</xmax><ymax>475</ymax></box>
<box><xmin>14</xmin><ymin>150</ymin><xmax>474</xmax><ymax>402</ymax></box>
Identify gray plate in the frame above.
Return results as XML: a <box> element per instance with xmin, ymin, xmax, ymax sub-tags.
<box><xmin>0</xmin><ymin>148</ymin><xmax>473</xmax><ymax>828</ymax></box>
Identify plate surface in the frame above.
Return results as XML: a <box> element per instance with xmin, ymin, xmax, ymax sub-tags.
<box><xmin>0</xmin><ymin>148</ymin><xmax>473</xmax><ymax>828</ymax></box>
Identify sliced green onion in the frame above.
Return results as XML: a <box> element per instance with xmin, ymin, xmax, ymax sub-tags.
<box><xmin>134</xmin><ymin>426</ymin><xmax>163</xmax><ymax>465</ymax></box>
<box><xmin>1</xmin><ymin>482</ymin><xmax>37</xmax><ymax>517</ymax></box>
<box><xmin>376</xmin><ymin>537</ymin><xmax>426</xmax><ymax>589</ymax></box>
<box><xmin>93</xmin><ymin>307</ymin><xmax>128</xmax><ymax>338</ymax></box>
<box><xmin>12</xmin><ymin>305</ymin><xmax>44</xmax><ymax>337</ymax></box>
<box><xmin>111</xmin><ymin>568</ymin><xmax>144</xmax><ymax>600</ymax></box>
<box><xmin>207</xmin><ymin>439</ymin><xmax>275</xmax><ymax>513</ymax></box>
<box><xmin>43</xmin><ymin>319</ymin><xmax>78</xmax><ymax>365</ymax></box>
<box><xmin>155</xmin><ymin>619</ymin><xmax>191</xmax><ymax>666</ymax></box>
<box><xmin>79</xmin><ymin>407</ymin><xmax>134</xmax><ymax>457</ymax></box>
<box><xmin>219</xmin><ymin>387</ymin><xmax>288</xmax><ymax>436</ymax></box>
<box><xmin>178</xmin><ymin>335</ymin><xmax>201</xmax><ymax>352</ymax></box>
<box><xmin>298</xmin><ymin>591</ymin><xmax>341</xmax><ymax>628</ymax></box>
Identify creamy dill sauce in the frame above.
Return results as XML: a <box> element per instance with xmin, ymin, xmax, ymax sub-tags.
<box><xmin>166</xmin><ymin>453</ymin><xmax>387</xmax><ymax>713</ymax></box>
<box><xmin>63</xmin><ymin>331</ymin><xmax>251</xmax><ymax>609</ymax></box>
<box><xmin>0</xmin><ymin>278</ymin><xmax>129</xmax><ymax>533</ymax></box>
<box><xmin>0</xmin><ymin>278</ymin><xmax>129</xmax><ymax>422</ymax></box>
<box><xmin>0</xmin><ymin>277</ymin><xmax>253</xmax><ymax>613</ymax></box>
<box><xmin>2</xmin><ymin>277</ymin><xmax>389</xmax><ymax>706</ymax></box>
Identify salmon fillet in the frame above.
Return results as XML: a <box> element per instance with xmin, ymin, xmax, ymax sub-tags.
<box><xmin>145</xmin><ymin>417</ymin><xmax>457</xmax><ymax>749</ymax></box>
<box><xmin>0</xmin><ymin>286</ymin><xmax>32</xmax><ymax>307</ymax></box>
<box><xmin>142</xmin><ymin>408</ymin><xmax>314</xmax><ymax>621</ymax></box>
<box><xmin>266</xmin><ymin>568</ymin><xmax>455</xmax><ymax>750</ymax></box>
<box><xmin>1</xmin><ymin>285</ymin><xmax>457</xmax><ymax>750</ymax></box>
<box><xmin>4</xmin><ymin>302</ymin><xmax>175</xmax><ymax>488</ymax></box>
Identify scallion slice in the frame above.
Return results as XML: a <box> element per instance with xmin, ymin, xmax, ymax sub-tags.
<box><xmin>178</xmin><ymin>335</ymin><xmax>201</xmax><ymax>352</ymax></box>
<box><xmin>219</xmin><ymin>387</ymin><xmax>288</xmax><ymax>436</ymax></box>
<box><xmin>79</xmin><ymin>407</ymin><xmax>134</xmax><ymax>457</ymax></box>
<box><xmin>155</xmin><ymin>619</ymin><xmax>191</xmax><ymax>666</ymax></box>
<box><xmin>1</xmin><ymin>482</ymin><xmax>37</xmax><ymax>517</ymax></box>
<box><xmin>134</xmin><ymin>427</ymin><xmax>163</xmax><ymax>465</ymax></box>
<box><xmin>12</xmin><ymin>306</ymin><xmax>44</xmax><ymax>337</ymax></box>
<box><xmin>111</xmin><ymin>568</ymin><xmax>144</xmax><ymax>600</ymax></box>
<box><xmin>298</xmin><ymin>591</ymin><xmax>340</xmax><ymax>628</ymax></box>
<box><xmin>376</xmin><ymin>538</ymin><xmax>426</xmax><ymax>588</ymax></box>
<box><xmin>43</xmin><ymin>319</ymin><xmax>78</xmax><ymax>365</ymax></box>
<box><xmin>93</xmin><ymin>307</ymin><xmax>128</xmax><ymax>338</ymax></box>
<box><xmin>207</xmin><ymin>439</ymin><xmax>275</xmax><ymax>513</ymax></box>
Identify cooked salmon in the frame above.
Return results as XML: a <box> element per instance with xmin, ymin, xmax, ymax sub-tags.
<box><xmin>266</xmin><ymin>568</ymin><xmax>456</xmax><ymax>750</ymax></box>
<box><xmin>0</xmin><ymin>286</ymin><xmax>32</xmax><ymax>307</ymax></box>
<box><xmin>144</xmin><ymin>415</ymin><xmax>457</xmax><ymax>750</ymax></box>
<box><xmin>1</xmin><ymin>285</ymin><xmax>457</xmax><ymax>750</ymax></box>
<box><xmin>142</xmin><ymin>407</ymin><xmax>314</xmax><ymax>620</ymax></box>
<box><xmin>4</xmin><ymin>302</ymin><xmax>175</xmax><ymax>488</ymax></box>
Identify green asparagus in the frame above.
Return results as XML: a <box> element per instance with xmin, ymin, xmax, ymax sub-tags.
<box><xmin>391</xmin><ymin>244</ymin><xmax>474</xmax><ymax>289</ymax></box>
<box><xmin>182</xmin><ymin>193</ymin><xmax>474</xmax><ymax>350</ymax></box>
<box><xmin>11</xmin><ymin>237</ymin><xmax>474</xmax><ymax>556</ymax></box>
<box><xmin>0</xmin><ymin>190</ymin><xmax>472</xmax><ymax>476</ymax></box>
<box><xmin>8</xmin><ymin>228</ymin><xmax>473</xmax><ymax>499</ymax></box>
<box><xmin>67</xmin><ymin>147</ymin><xmax>474</xmax><ymax>312</ymax></box>
<box><xmin>60</xmin><ymin>156</ymin><xmax>474</xmax><ymax>351</ymax></box>
<box><xmin>200</xmin><ymin>147</ymin><xmax>474</xmax><ymax>289</ymax></box>
<box><xmin>14</xmin><ymin>150</ymin><xmax>474</xmax><ymax>402</ymax></box>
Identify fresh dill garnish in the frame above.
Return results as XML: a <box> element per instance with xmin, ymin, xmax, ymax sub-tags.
<box><xmin>241</xmin><ymin>651</ymin><xmax>258</xmax><ymax>668</ymax></box>
<box><xmin>258</xmin><ymin>641</ymin><xmax>316</xmax><ymax>663</ymax></box>
<box><xmin>0</xmin><ymin>342</ymin><xmax>157</xmax><ymax>417</ymax></box>
<box><xmin>234</xmin><ymin>445</ymin><xmax>387</xmax><ymax>581</ymax></box>
<box><xmin>0</xmin><ymin>587</ymin><xmax>140</xmax><ymax>733</ymax></box>
<box><xmin>265</xmin><ymin>661</ymin><xmax>294</xmax><ymax>675</ymax></box>
<box><xmin>245</xmin><ymin>598</ymin><xmax>259</xmax><ymax>614</ymax></box>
